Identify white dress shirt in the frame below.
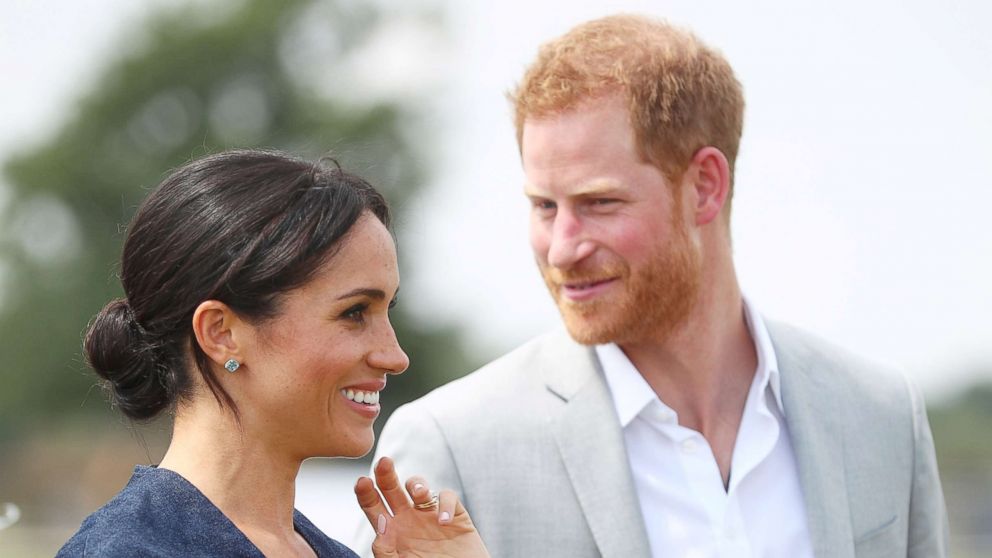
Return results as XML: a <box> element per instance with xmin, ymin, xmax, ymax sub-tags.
<box><xmin>598</xmin><ymin>300</ymin><xmax>814</xmax><ymax>558</ymax></box>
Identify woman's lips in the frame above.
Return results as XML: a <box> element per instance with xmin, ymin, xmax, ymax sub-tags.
<box><xmin>340</xmin><ymin>380</ymin><xmax>386</xmax><ymax>419</ymax></box>
<box><xmin>341</xmin><ymin>390</ymin><xmax>381</xmax><ymax>419</ymax></box>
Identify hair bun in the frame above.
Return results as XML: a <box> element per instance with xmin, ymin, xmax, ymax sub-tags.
<box><xmin>84</xmin><ymin>299</ymin><xmax>171</xmax><ymax>420</ymax></box>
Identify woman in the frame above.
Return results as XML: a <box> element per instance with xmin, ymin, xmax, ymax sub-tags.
<box><xmin>58</xmin><ymin>149</ymin><xmax>489</xmax><ymax>557</ymax></box>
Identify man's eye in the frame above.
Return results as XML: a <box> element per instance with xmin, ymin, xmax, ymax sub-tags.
<box><xmin>533</xmin><ymin>199</ymin><xmax>556</xmax><ymax>212</ymax></box>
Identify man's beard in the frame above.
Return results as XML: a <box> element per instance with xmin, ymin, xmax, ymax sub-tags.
<box><xmin>540</xmin><ymin>226</ymin><xmax>700</xmax><ymax>346</ymax></box>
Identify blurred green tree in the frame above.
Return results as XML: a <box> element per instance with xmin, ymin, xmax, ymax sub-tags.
<box><xmin>928</xmin><ymin>379</ymin><xmax>992</xmax><ymax>557</ymax></box>
<box><xmin>930</xmin><ymin>380</ymin><xmax>992</xmax><ymax>461</ymax></box>
<box><xmin>0</xmin><ymin>0</ymin><xmax>474</xmax><ymax>443</ymax></box>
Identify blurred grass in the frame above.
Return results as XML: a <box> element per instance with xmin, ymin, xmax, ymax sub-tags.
<box><xmin>0</xmin><ymin>525</ymin><xmax>78</xmax><ymax>558</ymax></box>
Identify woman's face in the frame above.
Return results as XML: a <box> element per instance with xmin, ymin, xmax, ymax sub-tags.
<box><xmin>238</xmin><ymin>213</ymin><xmax>409</xmax><ymax>459</ymax></box>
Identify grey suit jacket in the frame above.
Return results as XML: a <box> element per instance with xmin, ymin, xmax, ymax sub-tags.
<box><xmin>357</xmin><ymin>322</ymin><xmax>948</xmax><ymax>557</ymax></box>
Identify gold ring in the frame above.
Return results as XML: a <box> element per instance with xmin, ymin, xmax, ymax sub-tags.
<box><xmin>414</xmin><ymin>490</ymin><xmax>439</xmax><ymax>510</ymax></box>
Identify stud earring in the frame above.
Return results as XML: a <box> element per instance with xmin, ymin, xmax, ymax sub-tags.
<box><xmin>224</xmin><ymin>359</ymin><xmax>240</xmax><ymax>373</ymax></box>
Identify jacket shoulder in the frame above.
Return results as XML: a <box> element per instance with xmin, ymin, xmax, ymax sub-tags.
<box><xmin>380</xmin><ymin>329</ymin><xmax>586</xmax><ymax>451</ymax></box>
<box><xmin>410</xmin><ymin>329</ymin><xmax>578</xmax><ymax>410</ymax></box>
<box><xmin>767</xmin><ymin>319</ymin><xmax>913</xmax><ymax>410</ymax></box>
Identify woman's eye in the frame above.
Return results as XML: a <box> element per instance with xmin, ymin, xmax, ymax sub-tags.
<box><xmin>342</xmin><ymin>304</ymin><xmax>368</xmax><ymax>323</ymax></box>
<box><xmin>388</xmin><ymin>298</ymin><xmax>398</xmax><ymax>310</ymax></box>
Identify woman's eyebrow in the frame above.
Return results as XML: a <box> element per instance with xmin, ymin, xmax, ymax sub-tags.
<box><xmin>336</xmin><ymin>288</ymin><xmax>386</xmax><ymax>301</ymax></box>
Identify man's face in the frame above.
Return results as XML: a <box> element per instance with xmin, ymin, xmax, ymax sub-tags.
<box><xmin>522</xmin><ymin>94</ymin><xmax>700</xmax><ymax>346</ymax></box>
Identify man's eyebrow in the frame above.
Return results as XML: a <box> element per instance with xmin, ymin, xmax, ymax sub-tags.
<box><xmin>574</xmin><ymin>186</ymin><xmax>623</xmax><ymax>197</ymax></box>
<box><xmin>525</xmin><ymin>181</ymin><xmax>622</xmax><ymax>198</ymax></box>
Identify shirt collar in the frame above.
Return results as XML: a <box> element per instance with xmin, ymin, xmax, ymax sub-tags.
<box><xmin>743</xmin><ymin>296</ymin><xmax>784</xmax><ymax>412</ymax></box>
<box><xmin>597</xmin><ymin>342</ymin><xmax>658</xmax><ymax>427</ymax></box>
<box><xmin>598</xmin><ymin>297</ymin><xmax>784</xmax><ymax>427</ymax></box>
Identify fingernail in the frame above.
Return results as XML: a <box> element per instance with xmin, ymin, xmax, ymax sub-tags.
<box><xmin>413</xmin><ymin>483</ymin><xmax>424</xmax><ymax>494</ymax></box>
<box><xmin>377</xmin><ymin>513</ymin><xmax>387</xmax><ymax>534</ymax></box>
<box><xmin>439</xmin><ymin>511</ymin><xmax>451</xmax><ymax>523</ymax></box>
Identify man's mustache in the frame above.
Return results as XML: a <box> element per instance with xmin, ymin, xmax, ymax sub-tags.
<box><xmin>540</xmin><ymin>264</ymin><xmax>627</xmax><ymax>286</ymax></box>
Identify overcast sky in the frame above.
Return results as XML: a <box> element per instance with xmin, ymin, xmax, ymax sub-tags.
<box><xmin>3</xmin><ymin>0</ymin><xmax>991</xmax><ymax>399</ymax></box>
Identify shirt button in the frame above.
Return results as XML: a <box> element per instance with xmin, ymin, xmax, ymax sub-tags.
<box><xmin>658</xmin><ymin>408</ymin><xmax>675</xmax><ymax>423</ymax></box>
<box><xmin>681</xmin><ymin>438</ymin><xmax>698</xmax><ymax>453</ymax></box>
<box><xmin>649</xmin><ymin>405</ymin><xmax>675</xmax><ymax>424</ymax></box>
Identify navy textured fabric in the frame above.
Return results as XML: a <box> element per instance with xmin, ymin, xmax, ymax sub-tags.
<box><xmin>57</xmin><ymin>466</ymin><xmax>359</xmax><ymax>557</ymax></box>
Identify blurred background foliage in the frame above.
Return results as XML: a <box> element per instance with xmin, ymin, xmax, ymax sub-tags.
<box><xmin>0</xmin><ymin>0</ymin><xmax>473</xmax><ymax>437</ymax></box>
<box><xmin>0</xmin><ymin>0</ymin><xmax>989</xmax><ymax>556</ymax></box>
<box><xmin>0</xmin><ymin>0</ymin><xmax>476</xmax><ymax>553</ymax></box>
<box><xmin>929</xmin><ymin>382</ymin><xmax>992</xmax><ymax>554</ymax></box>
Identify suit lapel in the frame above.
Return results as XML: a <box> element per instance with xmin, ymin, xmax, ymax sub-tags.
<box><xmin>539</xmin><ymin>324</ymin><xmax>861</xmax><ymax>557</ymax></box>
<box><xmin>770</xmin><ymin>322</ymin><xmax>855</xmax><ymax>558</ymax></box>
<box><xmin>542</xmin><ymin>332</ymin><xmax>652</xmax><ymax>558</ymax></box>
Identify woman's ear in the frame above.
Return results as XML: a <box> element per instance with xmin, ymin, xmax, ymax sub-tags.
<box><xmin>192</xmin><ymin>300</ymin><xmax>246</xmax><ymax>369</ymax></box>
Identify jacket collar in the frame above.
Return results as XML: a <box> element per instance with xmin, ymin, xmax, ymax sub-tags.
<box><xmin>768</xmin><ymin>321</ymin><xmax>856</xmax><ymax>558</ymax></box>
<box><xmin>541</xmin><ymin>329</ymin><xmax>653</xmax><ymax>558</ymax></box>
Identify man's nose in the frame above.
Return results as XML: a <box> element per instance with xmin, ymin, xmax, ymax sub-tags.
<box><xmin>547</xmin><ymin>210</ymin><xmax>595</xmax><ymax>269</ymax></box>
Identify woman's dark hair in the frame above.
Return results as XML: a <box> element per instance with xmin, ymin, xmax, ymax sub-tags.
<box><xmin>84</xmin><ymin>149</ymin><xmax>390</xmax><ymax>421</ymax></box>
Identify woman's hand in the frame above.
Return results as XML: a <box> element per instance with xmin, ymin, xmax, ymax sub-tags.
<box><xmin>355</xmin><ymin>457</ymin><xmax>490</xmax><ymax>558</ymax></box>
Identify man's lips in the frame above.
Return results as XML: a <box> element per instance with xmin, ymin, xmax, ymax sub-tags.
<box><xmin>559</xmin><ymin>277</ymin><xmax>618</xmax><ymax>302</ymax></box>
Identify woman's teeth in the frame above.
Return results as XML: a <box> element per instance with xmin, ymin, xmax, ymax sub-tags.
<box><xmin>342</xmin><ymin>389</ymin><xmax>379</xmax><ymax>405</ymax></box>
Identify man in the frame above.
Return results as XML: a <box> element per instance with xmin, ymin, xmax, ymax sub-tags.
<box><xmin>362</xmin><ymin>14</ymin><xmax>947</xmax><ymax>558</ymax></box>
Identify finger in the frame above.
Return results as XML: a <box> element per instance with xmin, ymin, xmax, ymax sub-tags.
<box><xmin>371</xmin><ymin>538</ymin><xmax>398</xmax><ymax>558</ymax></box>
<box><xmin>448</xmin><ymin>489</ymin><xmax>474</xmax><ymax>526</ymax></box>
<box><xmin>437</xmin><ymin>489</ymin><xmax>457</xmax><ymax>524</ymax></box>
<box><xmin>404</xmin><ymin>475</ymin><xmax>435</xmax><ymax>509</ymax></box>
<box><xmin>374</xmin><ymin>457</ymin><xmax>413</xmax><ymax>513</ymax></box>
<box><xmin>354</xmin><ymin>476</ymin><xmax>390</xmax><ymax>536</ymax></box>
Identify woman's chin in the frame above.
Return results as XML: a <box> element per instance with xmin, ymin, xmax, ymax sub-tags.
<box><xmin>322</xmin><ymin>434</ymin><xmax>375</xmax><ymax>459</ymax></box>
<box><xmin>339</xmin><ymin>445</ymin><xmax>374</xmax><ymax>459</ymax></box>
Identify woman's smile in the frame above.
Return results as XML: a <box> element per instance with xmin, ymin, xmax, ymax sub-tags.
<box><xmin>340</xmin><ymin>379</ymin><xmax>388</xmax><ymax>419</ymax></box>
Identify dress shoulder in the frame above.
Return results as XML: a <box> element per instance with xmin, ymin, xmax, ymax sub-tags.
<box><xmin>294</xmin><ymin>509</ymin><xmax>360</xmax><ymax>557</ymax></box>
<box><xmin>57</xmin><ymin>466</ymin><xmax>358</xmax><ymax>557</ymax></box>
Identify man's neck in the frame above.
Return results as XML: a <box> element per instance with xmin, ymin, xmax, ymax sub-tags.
<box><xmin>619</xmin><ymin>285</ymin><xmax>756</xmax><ymax>486</ymax></box>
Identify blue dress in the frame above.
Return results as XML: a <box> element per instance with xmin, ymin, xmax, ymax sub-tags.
<box><xmin>57</xmin><ymin>466</ymin><xmax>359</xmax><ymax>557</ymax></box>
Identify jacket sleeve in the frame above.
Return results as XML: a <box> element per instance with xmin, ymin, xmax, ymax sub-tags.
<box><xmin>352</xmin><ymin>399</ymin><xmax>465</xmax><ymax>558</ymax></box>
<box><xmin>906</xmin><ymin>378</ymin><xmax>949</xmax><ymax>558</ymax></box>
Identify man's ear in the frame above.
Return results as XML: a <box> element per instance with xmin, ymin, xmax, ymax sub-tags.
<box><xmin>192</xmin><ymin>300</ymin><xmax>246</xmax><ymax>369</ymax></box>
<box><xmin>687</xmin><ymin>146</ymin><xmax>731</xmax><ymax>226</ymax></box>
